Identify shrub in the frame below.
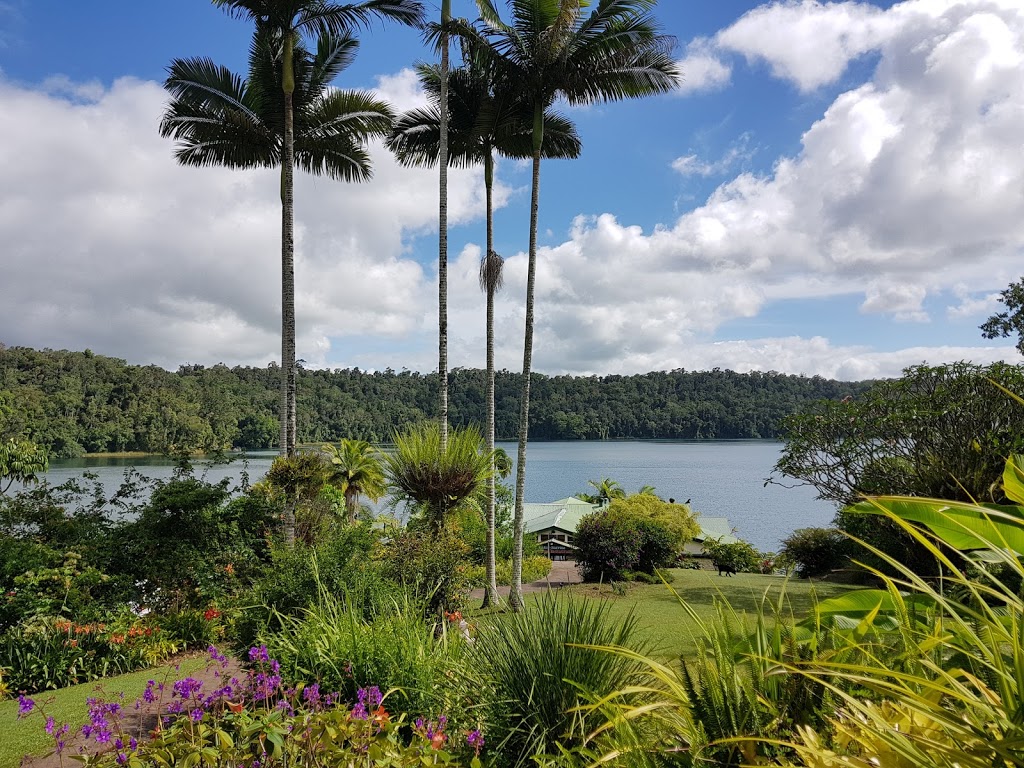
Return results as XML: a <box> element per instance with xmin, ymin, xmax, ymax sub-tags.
<box><xmin>376</xmin><ymin>527</ymin><xmax>472</xmax><ymax>616</ymax></box>
<box><xmin>780</xmin><ymin>526</ymin><xmax>851</xmax><ymax>578</ymax></box>
<box><xmin>701</xmin><ymin>537</ymin><xmax>764</xmax><ymax>573</ymax></box>
<box><xmin>606</xmin><ymin>494</ymin><xmax>700</xmax><ymax>553</ymax></box>
<box><xmin>575</xmin><ymin>510</ymin><xmax>676</xmax><ymax>581</ymax></box>
<box><xmin>466</xmin><ymin>594</ymin><xmax>650</xmax><ymax>767</ymax></box>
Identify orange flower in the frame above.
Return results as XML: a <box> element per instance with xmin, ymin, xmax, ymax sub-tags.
<box><xmin>226</xmin><ymin>700</ymin><xmax>244</xmax><ymax>714</ymax></box>
<box><xmin>225</xmin><ymin>563</ymin><xmax>235</xmax><ymax>576</ymax></box>
<box><xmin>431</xmin><ymin>732</ymin><xmax>446</xmax><ymax>750</ymax></box>
<box><xmin>370</xmin><ymin>706</ymin><xmax>390</xmax><ymax>726</ymax></box>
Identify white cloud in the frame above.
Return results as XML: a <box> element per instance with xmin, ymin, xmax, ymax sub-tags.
<box><xmin>947</xmin><ymin>290</ymin><xmax>1002</xmax><ymax>319</ymax></box>
<box><xmin>0</xmin><ymin>72</ymin><xmax>492</xmax><ymax>370</ymax></box>
<box><xmin>675</xmin><ymin>37</ymin><xmax>732</xmax><ymax>95</ymax></box>
<box><xmin>672</xmin><ymin>133</ymin><xmax>754</xmax><ymax>177</ymax></box>
<box><xmin>860</xmin><ymin>282</ymin><xmax>928</xmax><ymax>322</ymax></box>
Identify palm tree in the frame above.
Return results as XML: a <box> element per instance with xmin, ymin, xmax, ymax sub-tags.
<box><xmin>586</xmin><ymin>477</ymin><xmax>627</xmax><ymax>506</ymax></box>
<box><xmin>322</xmin><ymin>438</ymin><xmax>386</xmax><ymax>523</ymax></box>
<box><xmin>208</xmin><ymin>0</ymin><xmax>425</xmax><ymax>458</ymax></box>
<box><xmin>383</xmin><ymin>422</ymin><xmax>494</xmax><ymax>532</ymax></box>
<box><xmin>438</xmin><ymin>0</ymin><xmax>451</xmax><ymax>454</ymax></box>
<box><xmin>464</xmin><ymin>0</ymin><xmax>680</xmax><ymax>609</ymax></box>
<box><xmin>387</xmin><ymin>48</ymin><xmax>580</xmax><ymax>607</ymax></box>
<box><xmin>161</xmin><ymin>28</ymin><xmax>396</xmax><ymax>546</ymax></box>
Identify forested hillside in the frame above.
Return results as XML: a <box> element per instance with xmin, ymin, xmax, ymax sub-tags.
<box><xmin>0</xmin><ymin>345</ymin><xmax>870</xmax><ymax>456</ymax></box>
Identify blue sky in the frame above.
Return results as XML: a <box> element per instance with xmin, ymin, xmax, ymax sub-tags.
<box><xmin>1</xmin><ymin>0</ymin><xmax>1022</xmax><ymax>380</ymax></box>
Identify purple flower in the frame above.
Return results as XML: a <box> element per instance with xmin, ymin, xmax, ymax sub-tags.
<box><xmin>351</xmin><ymin>702</ymin><xmax>368</xmax><ymax>720</ymax></box>
<box><xmin>115</xmin><ymin>752</ymin><xmax>128</xmax><ymax>765</ymax></box>
<box><xmin>248</xmin><ymin>645</ymin><xmax>270</xmax><ymax>663</ymax></box>
<box><xmin>357</xmin><ymin>686</ymin><xmax>382</xmax><ymax>709</ymax></box>
<box><xmin>95</xmin><ymin>729</ymin><xmax>112</xmax><ymax>744</ymax></box>
<box><xmin>302</xmin><ymin>683</ymin><xmax>321</xmax><ymax>707</ymax></box>
<box><xmin>191</xmin><ymin>708</ymin><xmax>204</xmax><ymax>723</ymax></box>
<box><xmin>45</xmin><ymin>716</ymin><xmax>55</xmax><ymax>735</ymax></box>
<box><xmin>81</xmin><ymin>724</ymin><xmax>93</xmax><ymax>738</ymax></box>
<box><xmin>466</xmin><ymin>729</ymin><xmax>485</xmax><ymax>753</ymax></box>
<box><xmin>173</xmin><ymin>677</ymin><xmax>204</xmax><ymax>700</ymax></box>
<box><xmin>143</xmin><ymin>680</ymin><xmax>157</xmax><ymax>704</ymax></box>
<box><xmin>129</xmin><ymin>737</ymin><xmax>138</xmax><ymax>751</ymax></box>
<box><xmin>17</xmin><ymin>695</ymin><xmax>34</xmax><ymax>717</ymax></box>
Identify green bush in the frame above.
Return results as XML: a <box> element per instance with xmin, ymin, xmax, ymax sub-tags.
<box><xmin>780</xmin><ymin>526</ymin><xmax>851</xmax><ymax>578</ymax></box>
<box><xmin>466</xmin><ymin>594</ymin><xmax>650</xmax><ymax>767</ymax></box>
<box><xmin>575</xmin><ymin>510</ymin><xmax>676</xmax><ymax>581</ymax></box>
<box><xmin>376</xmin><ymin>527</ymin><xmax>472</xmax><ymax>616</ymax></box>
<box><xmin>701</xmin><ymin>537</ymin><xmax>764</xmax><ymax>573</ymax></box>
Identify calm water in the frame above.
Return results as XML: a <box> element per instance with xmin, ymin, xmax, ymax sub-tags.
<box><xmin>39</xmin><ymin>441</ymin><xmax>834</xmax><ymax>551</ymax></box>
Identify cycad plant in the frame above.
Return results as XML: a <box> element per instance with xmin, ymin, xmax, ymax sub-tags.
<box><xmin>383</xmin><ymin>422</ymin><xmax>494</xmax><ymax>531</ymax></box>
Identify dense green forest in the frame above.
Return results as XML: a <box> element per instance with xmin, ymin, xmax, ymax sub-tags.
<box><xmin>0</xmin><ymin>345</ymin><xmax>870</xmax><ymax>457</ymax></box>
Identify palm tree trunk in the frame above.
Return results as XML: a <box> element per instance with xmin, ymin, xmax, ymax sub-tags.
<box><xmin>482</xmin><ymin>150</ymin><xmax>500</xmax><ymax>609</ymax></box>
<box><xmin>510</xmin><ymin>107</ymin><xmax>544</xmax><ymax>611</ymax></box>
<box><xmin>345</xmin><ymin>487</ymin><xmax>358</xmax><ymax>525</ymax></box>
<box><xmin>437</xmin><ymin>0</ymin><xmax>451</xmax><ymax>453</ymax></box>
<box><xmin>281</xmin><ymin>32</ymin><xmax>298</xmax><ymax>548</ymax></box>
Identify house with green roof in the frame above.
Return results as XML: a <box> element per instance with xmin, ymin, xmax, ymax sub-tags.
<box><xmin>683</xmin><ymin>516</ymin><xmax>740</xmax><ymax>556</ymax></box>
<box><xmin>522</xmin><ymin>496</ymin><xmax>598</xmax><ymax>561</ymax></box>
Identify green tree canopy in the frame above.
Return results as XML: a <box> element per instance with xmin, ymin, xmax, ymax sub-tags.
<box><xmin>0</xmin><ymin>439</ymin><xmax>48</xmax><ymax>495</ymax></box>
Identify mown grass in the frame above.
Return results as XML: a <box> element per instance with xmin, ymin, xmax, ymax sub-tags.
<box><xmin>523</xmin><ymin>568</ymin><xmax>856</xmax><ymax>659</ymax></box>
<box><xmin>0</xmin><ymin>655</ymin><xmax>207</xmax><ymax>768</ymax></box>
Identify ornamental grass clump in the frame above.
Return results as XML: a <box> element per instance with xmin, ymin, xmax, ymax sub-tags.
<box><xmin>465</xmin><ymin>594</ymin><xmax>651</xmax><ymax>767</ymax></box>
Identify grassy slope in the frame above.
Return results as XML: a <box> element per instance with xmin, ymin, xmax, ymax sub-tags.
<box><xmin>546</xmin><ymin>569</ymin><xmax>854</xmax><ymax>659</ymax></box>
<box><xmin>0</xmin><ymin>656</ymin><xmax>206</xmax><ymax>768</ymax></box>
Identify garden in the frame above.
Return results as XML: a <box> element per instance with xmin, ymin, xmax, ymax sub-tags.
<box><xmin>4</xmin><ymin>365</ymin><xmax>1024</xmax><ymax>766</ymax></box>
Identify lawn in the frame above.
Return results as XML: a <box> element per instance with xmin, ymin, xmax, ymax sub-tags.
<box><xmin>0</xmin><ymin>655</ymin><xmax>207</xmax><ymax>768</ymax></box>
<box><xmin>542</xmin><ymin>569</ymin><xmax>856</xmax><ymax>659</ymax></box>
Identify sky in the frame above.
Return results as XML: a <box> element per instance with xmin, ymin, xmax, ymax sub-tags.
<box><xmin>1</xmin><ymin>0</ymin><xmax>1023</xmax><ymax>381</ymax></box>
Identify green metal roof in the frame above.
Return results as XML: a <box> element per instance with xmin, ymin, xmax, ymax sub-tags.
<box><xmin>523</xmin><ymin>497</ymin><xmax>598</xmax><ymax>534</ymax></box>
<box><xmin>693</xmin><ymin>516</ymin><xmax>740</xmax><ymax>545</ymax></box>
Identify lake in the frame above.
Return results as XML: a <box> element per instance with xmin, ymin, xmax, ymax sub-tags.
<box><xmin>39</xmin><ymin>440</ymin><xmax>834</xmax><ymax>551</ymax></box>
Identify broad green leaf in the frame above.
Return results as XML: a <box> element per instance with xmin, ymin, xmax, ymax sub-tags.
<box><xmin>1003</xmin><ymin>454</ymin><xmax>1024</xmax><ymax>505</ymax></box>
<box><xmin>815</xmin><ymin>589</ymin><xmax>934</xmax><ymax>617</ymax></box>
<box><xmin>849</xmin><ymin>497</ymin><xmax>1024</xmax><ymax>555</ymax></box>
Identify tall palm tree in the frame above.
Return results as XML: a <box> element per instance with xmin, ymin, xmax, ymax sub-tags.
<box><xmin>388</xmin><ymin>49</ymin><xmax>580</xmax><ymax>607</ymax></box>
<box><xmin>438</xmin><ymin>0</ymin><xmax>451</xmax><ymax>454</ymax></box>
<box><xmin>322</xmin><ymin>438</ymin><xmax>386</xmax><ymax>523</ymax></box>
<box><xmin>464</xmin><ymin>0</ymin><xmax>680</xmax><ymax>609</ymax></box>
<box><xmin>210</xmin><ymin>0</ymin><xmax>425</xmax><ymax>458</ymax></box>
<box><xmin>586</xmin><ymin>477</ymin><xmax>627</xmax><ymax>506</ymax></box>
<box><xmin>160</xmin><ymin>29</ymin><xmax>395</xmax><ymax>546</ymax></box>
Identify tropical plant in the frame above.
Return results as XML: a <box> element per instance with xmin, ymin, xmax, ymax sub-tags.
<box><xmin>174</xmin><ymin>0</ymin><xmax>424</xmax><ymax>461</ymax></box>
<box><xmin>321</xmin><ymin>439</ymin><xmax>386</xmax><ymax>524</ymax></box>
<box><xmin>383</xmin><ymin>423</ymin><xmax>494</xmax><ymax>530</ymax></box>
<box><xmin>582</xmin><ymin>477</ymin><xmax>627</xmax><ymax>505</ymax></box>
<box><xmin>456</xmin><ymin>0</ymin><xmax>679</xmax><ymax>609</ymax></box>
<box><xmin>466</xmin><ymin>594</ymin><xmax>650</xmax><ymax>767</ymax></box>
<box><xmin>0</xmin><ymin>438</ymin><xmax>47</xmax><ymax>495</ymax></box>
<box><xmin>574</xmin><ymin>507</ymin><xmax>675</xmax><ymax>581</ymax></box>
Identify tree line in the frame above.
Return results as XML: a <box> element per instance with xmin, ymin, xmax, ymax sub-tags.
<box><xmin>0</xmin><ymin>345</ymin><xmax>868</xmax><ymax>457</ymax></box>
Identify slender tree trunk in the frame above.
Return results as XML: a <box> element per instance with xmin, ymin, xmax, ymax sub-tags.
<box><xmin>438</xmin><ymin>0</ymin><xmax>450</xmax><ymax>453</ymax></box>
<box><xmin>510</xmin><ymin>107</ymin><xmax>545</xmax><ymax>611</ymax></box>
<box><xmin>482</xmin><ymin>150</ymin><xmax>500</xmax><ymax>609</ymax></box>
<box><xmin>281</xmin><ymin>32</ymin><xmax>298</xmax><ymax>548</ymax></box>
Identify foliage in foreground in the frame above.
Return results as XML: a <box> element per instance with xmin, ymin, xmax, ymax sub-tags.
<box><xmin>18</xmin><ymin>646</ymin><xmax>484</xmax><ymax>768</ymax></box>
<box><xmin>465</xmin><ymin>595</ymin><xmax>651</xmax><ymax>767</ymax></box>
<box><xmin>578</xmin><ymin>454</ymin><xmax>1024</xmax><ymax>767</ymax></box>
